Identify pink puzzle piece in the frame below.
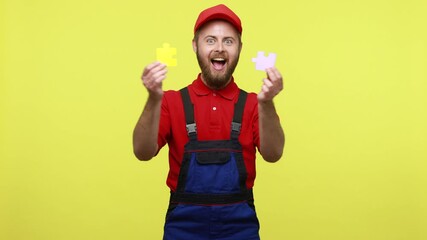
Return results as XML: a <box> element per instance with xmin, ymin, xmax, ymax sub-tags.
<box><xmin>252</xmin><ymin>51</ymin><xmax>277</xmax><ymax>71</ymax></box>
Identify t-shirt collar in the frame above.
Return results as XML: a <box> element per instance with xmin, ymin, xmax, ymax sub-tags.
<box><xmin>192</xmin><ymin>73</ymin><xmax>238</xmax><ymax>101</ymax></box>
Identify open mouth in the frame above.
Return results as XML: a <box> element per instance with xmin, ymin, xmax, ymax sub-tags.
<box><xmin>211</xmin><ymin>58</ymin><xmax>227</xmax><ymax>71</ymax></box>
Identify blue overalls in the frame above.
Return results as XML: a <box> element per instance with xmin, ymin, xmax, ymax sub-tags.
<box><xmin>163</xmin><ymin>87</ymin><xmax>260</xmax><ymax>240</ymax></box>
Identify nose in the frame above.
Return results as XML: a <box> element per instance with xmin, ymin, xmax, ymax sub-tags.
<box><xmin>215</xmin><ymin>42</ymin><xmax>224</xmax><ymax>52</ymax></box>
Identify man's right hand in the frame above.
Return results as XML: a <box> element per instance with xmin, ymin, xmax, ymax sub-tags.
<box><xmin>141</xmin><ymin>61</ymin><xmax>167</xmax><ymax>100</ymax></box>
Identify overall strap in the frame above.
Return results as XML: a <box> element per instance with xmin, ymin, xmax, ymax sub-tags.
<box><xmin>231</xmin><ymin>90</ymin><xmax>248</xmax><ymax>140</ymax></box>
<box><xmin>180</xmin><ymin>87</ymin><xmax>197</xmax><ymax>141</ymax></box>
<box><xmin>230</xmin><ymin>90</ymin><xmax>249</xmax><ymax>193</ymax></box>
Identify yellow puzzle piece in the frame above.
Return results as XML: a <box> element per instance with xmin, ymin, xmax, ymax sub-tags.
<box><xmin>156</xmin><ymin>43</ymin><xmax>177</xmax><ymax>66</ymax></box>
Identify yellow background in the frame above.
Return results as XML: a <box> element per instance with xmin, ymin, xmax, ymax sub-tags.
<box><xmin>1</xmin><ymin>0</ymin><xmax>426</xmax><ymax>239</ymax></box>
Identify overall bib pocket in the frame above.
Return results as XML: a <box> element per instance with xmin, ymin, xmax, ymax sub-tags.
<box><xmin>185</xmin><ymin>152</ymin><xmax>240</xmax><ymax>193</ymax></box>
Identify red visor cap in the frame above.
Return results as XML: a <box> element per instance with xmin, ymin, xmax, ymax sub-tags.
<box><xmin>194</xmin><ymin>4</ymin><xmax>242</xmax><ymax>34</ymax></box>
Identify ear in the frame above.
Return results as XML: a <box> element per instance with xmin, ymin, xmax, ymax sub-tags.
<box><xmin>192</xmin><ymin>39</ymin><xmax>197</xmax><ymax>53</ymax></box>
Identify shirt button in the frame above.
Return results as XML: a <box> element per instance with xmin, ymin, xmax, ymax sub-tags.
<box><xmin>213</xmin><ymin>93</ymin><xmax>217</xmax><ymax>96</ymax></box>
<box><xmin>212</xmin><ymin>107</ymin><xmax>217</xmax><ymax>111</ymax></box>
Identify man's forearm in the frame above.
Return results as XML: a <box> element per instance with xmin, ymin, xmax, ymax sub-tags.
<box><xmin>133</xmin><ymin>96</ymin><xmax>162</xmax><ymax>160</ymax></box>
<box><xmin>258</xmin><ymin>101</ymin><xmax>285</xmax><ymax>162</ymax></box>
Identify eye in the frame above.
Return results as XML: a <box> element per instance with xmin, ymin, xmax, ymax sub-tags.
<box><xmin>206</xmin><ymin>38</ymin><xmax>216</xmax><ymax>44</ymax></box>
<box><xmin>224</xmin><ymin>39</ymin><xmax>233</xmax><ymax>46</ymax></box>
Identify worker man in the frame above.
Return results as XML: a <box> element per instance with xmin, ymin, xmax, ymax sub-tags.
<box><xmin>133</xmin><ymin>4</ymin><xmax>285</xmax><ymax>240</ymax></box>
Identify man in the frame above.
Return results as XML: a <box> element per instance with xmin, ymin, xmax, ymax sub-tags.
<box><xmin>133</xmin><ymin>4</ymin><xmax>284</xmax><ymax>240</ymax></box>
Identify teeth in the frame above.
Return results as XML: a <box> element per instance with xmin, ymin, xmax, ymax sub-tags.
<box><xmin>212</xmin><ymin>58</ymin><xmax>225</xmax><ymax>61</ymax></box>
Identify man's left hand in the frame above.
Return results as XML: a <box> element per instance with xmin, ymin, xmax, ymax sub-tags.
<box><xmin>257</xmin><ymin>67</ymin><xmax>283</xmax><ymax>102</ymax></box>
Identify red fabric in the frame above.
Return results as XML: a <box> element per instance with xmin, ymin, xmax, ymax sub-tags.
<box><xmin>158</xmin><ymin>74</ymin><xmax>259</xmax><ymax>191</ymax></box>
<box><xmin>194</xmin><ymin>4</ymin><xmax>242</xmax><ymax>34</ymax></box>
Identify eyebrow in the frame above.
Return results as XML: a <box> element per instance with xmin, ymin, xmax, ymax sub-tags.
<box><xmin>203</xmin><ymin>35</ymin><xmax>236</xmax><ymax>41</ymax></box>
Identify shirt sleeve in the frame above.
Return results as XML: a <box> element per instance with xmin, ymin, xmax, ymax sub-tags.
<box><xmin>248</xmin><ymin>93</ymin><xmax>260</xmax><ymax>150</ymax></box>
<box><xmin>157</xmin><ymin>94</ymin><xmax>171</xmax><ymax>153</ymax></box>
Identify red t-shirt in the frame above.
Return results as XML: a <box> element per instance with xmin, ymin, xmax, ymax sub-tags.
<box><xmin>157</xmin><ymin>74</ymin><xmax>260</xmax><ymax>192</ymax></box>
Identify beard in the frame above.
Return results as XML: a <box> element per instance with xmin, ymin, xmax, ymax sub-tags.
<box><xmin>196</xmin><ymin>50</ymin><xmax>240</xmax><ymax>90</ymax></box>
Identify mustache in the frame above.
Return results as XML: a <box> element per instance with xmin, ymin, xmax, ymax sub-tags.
<box><xmin>210</xmin><ymin>53</ymin><xmax>228</xmax><ymax>59</ymax></box>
